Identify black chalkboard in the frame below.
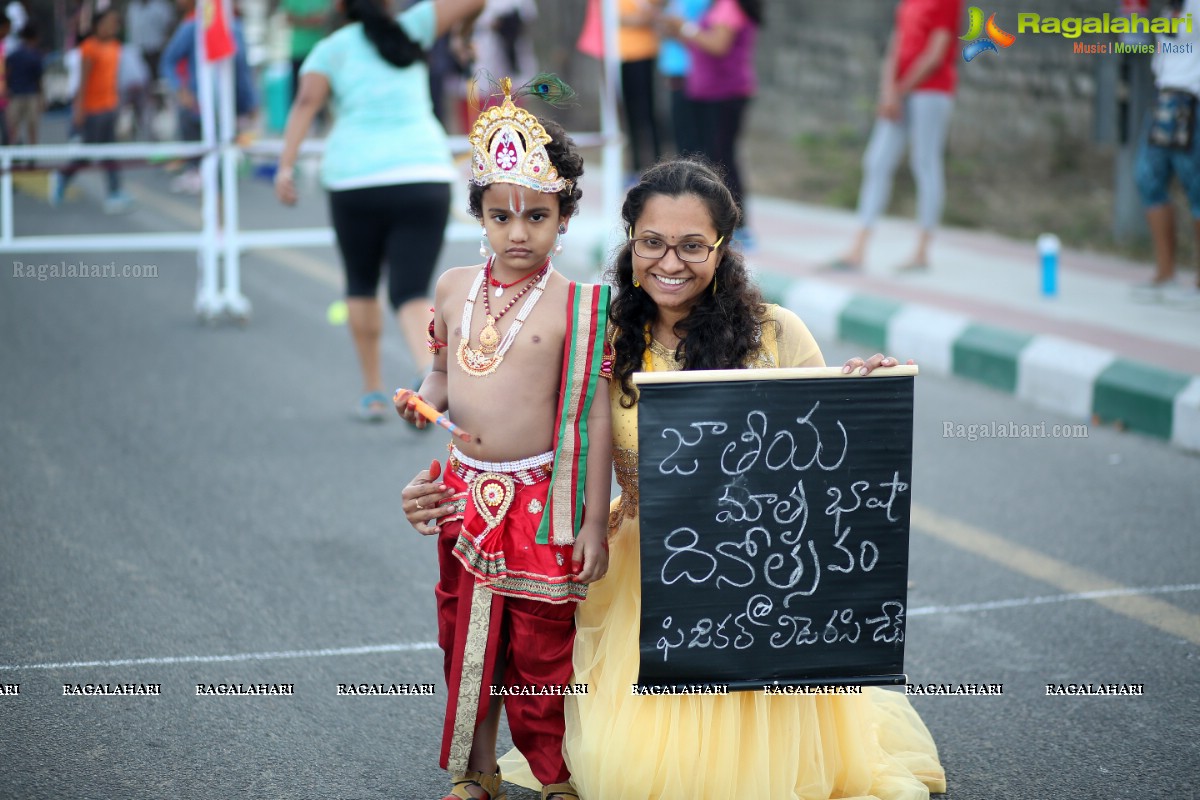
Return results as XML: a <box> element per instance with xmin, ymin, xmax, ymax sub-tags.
<box><xmin>634</xmin><ymin>367</ymin><xmax>916</xmax><ymax>691</ymax></box>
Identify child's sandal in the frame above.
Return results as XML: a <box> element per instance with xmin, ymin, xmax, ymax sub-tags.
<box><xmin>540</xmin><ymin>783</ymin><xmax>579</xmax><ymax>800</ymax></box>
<box><xmin>443</xmin><ymin>769</ymin><xmax>506</xmax><ymax>800</ymax></box>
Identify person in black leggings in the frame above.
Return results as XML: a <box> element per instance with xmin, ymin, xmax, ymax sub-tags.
<box><xmin>275</xmin><ymin>0</ymin><xmax>485</xmax><ymax>420</ymax></box>
<box><xmin>621</xmin><ymin>56</ymin><xmax>661</xmax><ymax>173</ymax></box>
<box><xmin>327</xmin><ymin>181</ymin><xmax>452</xmax><ymax>393</ymax></box>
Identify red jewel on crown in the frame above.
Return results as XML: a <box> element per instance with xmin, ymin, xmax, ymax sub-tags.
<box><xmin>498</xmin><ymin>140</ymin><xmax>518</xmax><ymax>171</ymax></box>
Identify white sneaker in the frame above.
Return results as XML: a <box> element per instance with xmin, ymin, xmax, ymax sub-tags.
<box><xmin>1163</xmin><ymin>283</ymin><xmax>1200</xmax><ymax>309</ymax></box>
<box><xmin>1130</xmin><ymin>279</ymin><xmax>1173</xmax><ymax>303</ymax></box>
<box><xmin>103</xmin><ymin>192</ymin><xmax>133</xmax><ymax>215</ymax></box>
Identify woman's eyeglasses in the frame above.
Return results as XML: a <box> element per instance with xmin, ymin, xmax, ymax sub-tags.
<box><xmin>630</xmin><ymin>235</ymin><xmax>725</xmax><ymax>264</ymax></box>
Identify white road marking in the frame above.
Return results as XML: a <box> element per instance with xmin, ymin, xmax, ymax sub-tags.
<box><xmin>0</xmin><ymin>641</ymin><xmax>439</xmax><ymax>672</ymax></box>
<box><xmin>3</xmin><ymin>583</ymin><xmax>1197</xmax><ymax>672</ymax></box>
<box><xmin>909</xmin><ymin>583</ymin><xmax>1200</xmax><ymax>617</ymax></box>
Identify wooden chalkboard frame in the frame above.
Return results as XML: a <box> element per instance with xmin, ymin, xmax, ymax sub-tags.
<box><xmin>632</xmin><ymin>366</ymin><xmax>918</xmax><ymax>692</ymax></box>
<box><xmin>634</xmin><ymin>365</ymin><xmax>920</xmax><ymax>384</ymax></box>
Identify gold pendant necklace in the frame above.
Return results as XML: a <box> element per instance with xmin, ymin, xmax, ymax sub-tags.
<box><xmin>478</xmin><ymin>315</ymin><xmax>501</xmax><ymax>353</ymax></box>
<box><xmin>457</xmin><ymin>258</ymin><xmax>553</xmax><ymax>378</ymax></box>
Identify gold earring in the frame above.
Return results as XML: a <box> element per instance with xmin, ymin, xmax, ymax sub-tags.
<box><xmin>711</xmin><ymin>276</ymin><xmax>717</xmax><ymax>295</ymax></box>
<box><xmin>633</xmin><ymin>277</ymin><xmax>641</xmax><ymax>288</ymax></box>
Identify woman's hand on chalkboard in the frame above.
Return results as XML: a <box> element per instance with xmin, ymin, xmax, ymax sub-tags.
<box><xmin>842</xmin><ymin>354</ymin><xmax>914</xmax><ymax>376</ymax></box>
<box><xmin>572</xmin><ymin>526</ymin><xmax>610</xmax><ymax>583</ymax></box>
<box><xmin>401</xmin><ymin>462</ymin><xmax>454</xmax><ymax>536</ymax></box>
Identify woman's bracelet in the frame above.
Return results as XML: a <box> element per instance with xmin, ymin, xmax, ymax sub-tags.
<box><xmin>276</xmin><ymin>165</ymin><xmax>294</xmax><ymax>179</ymax></box>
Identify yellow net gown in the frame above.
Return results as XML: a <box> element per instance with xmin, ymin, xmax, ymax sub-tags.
<box><xmin>502</xmin><ymin>306</ymin><xmax>947</xmax><ymax>799</ymax></box>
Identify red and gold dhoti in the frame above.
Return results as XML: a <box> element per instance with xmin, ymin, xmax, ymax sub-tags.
<box><xmin>435</xmin><ymin>446</ymin><xmax>583</xmax><ymax>786</ymax></box>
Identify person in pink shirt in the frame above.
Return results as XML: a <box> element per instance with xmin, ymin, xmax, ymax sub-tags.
<box><xmin>663</xmin><ymin>0</ymin><xmax>760</xmax><ymax>247</ymax></box>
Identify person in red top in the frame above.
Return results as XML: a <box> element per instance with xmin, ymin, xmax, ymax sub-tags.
<box><xmin>835</xmin><ymin>0</ymin><xmax>960</xmax><ymax>273</ymax></box>
<box><xmin>50</xmin><ymin>8</ymin><xmax>131</xmax><ymax>213</ymax></box>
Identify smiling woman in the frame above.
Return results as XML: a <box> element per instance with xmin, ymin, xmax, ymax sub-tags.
<box><xmin>628</xmin><ymin>193</ymin><xmax>724</xmax><ymax>333</ymax></box>
<box><xmin>607</xmin><ymin>158</ymin><xmax>798</xmax><ymax>402</ymax></box>
<box><xmin>514</xmin><ymin>157</ymin><xmax>943</xmax><ymax>799</ymax></box>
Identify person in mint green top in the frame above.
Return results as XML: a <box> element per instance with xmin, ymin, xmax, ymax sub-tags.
<box><xmin>275</xmin><ymin>0</ymin><xmax>485</xmax><ymax>421</ymax></box>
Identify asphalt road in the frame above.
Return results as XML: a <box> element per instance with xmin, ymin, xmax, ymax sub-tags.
<box><xmin>0</xmin><ymin>170</ymin><xmax>1197</xmax><ymax>800</ymax></box>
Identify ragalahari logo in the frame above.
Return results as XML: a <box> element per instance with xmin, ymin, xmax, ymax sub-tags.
<box><xmin>961</xmin><ymin>6</ymin><xmax>1016</xmax><ymax>61</ymax></box>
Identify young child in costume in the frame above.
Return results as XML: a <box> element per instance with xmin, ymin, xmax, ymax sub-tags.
<box><xmin>397</xmin><ymin>77</ymin><xmax>611</xmax><ymax>800</ymax></box>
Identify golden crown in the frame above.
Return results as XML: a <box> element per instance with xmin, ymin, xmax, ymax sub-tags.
<box><xmin>468</xmin><ymin>78</ymin><xmax>571</xmax><ymax>194</ymax></box>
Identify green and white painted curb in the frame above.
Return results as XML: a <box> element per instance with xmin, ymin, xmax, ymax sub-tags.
<box><xmin>761</xmin><ymin>276</ymin><xmax>1200</xmax><ymax>453</ymax></box>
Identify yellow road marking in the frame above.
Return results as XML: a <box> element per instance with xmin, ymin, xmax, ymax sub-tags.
<box><xmin>261</xmin><ymin>246</ymin><xmax>339</xmax><ymax>288</ymax></box>
<box><xmin>912</xmin><ymin>504</ymin><xmax>1200</xmax><ymax>645</ymax></box>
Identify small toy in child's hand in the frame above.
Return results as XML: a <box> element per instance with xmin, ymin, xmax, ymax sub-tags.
<box><xmin>393</xmin><ymin>389</ymin><xmax>473</xmax><ymax>442</ymax></box>
<box><xmin>429</xmin><ymin>459</ymin><xmax>442</xmax><ymax>480</ymax></box>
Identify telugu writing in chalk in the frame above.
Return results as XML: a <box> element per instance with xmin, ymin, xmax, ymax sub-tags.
<box><xmin>648</xmin><ymin>405</ymin><xmax>909</xmax><ymax>664</ymax></box>
<box><xmin>655</xmin><ymin>598</ymin><xmax>907</xmax><ymax>662</ymax></box>
<box><xmin>658</xmin><ymin>404</ymin><xmax>849</xmax><ymax>478</ymax></box>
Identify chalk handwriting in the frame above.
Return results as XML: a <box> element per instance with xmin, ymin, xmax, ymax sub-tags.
<box><xmin>653</xmin><ymin>601</ymin><xmax>906</xmax><ymax>661</ymax></box>
<box><xmin>658</xmin><ymin>422</ymin><xmax>728</xmax><ymax>476</ymax></box>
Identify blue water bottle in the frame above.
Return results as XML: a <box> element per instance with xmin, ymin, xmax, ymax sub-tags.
<box><xmin>1037</xmin><ymin>234</ymin><xmax>1060</xmax><ymax>298</ymax></box>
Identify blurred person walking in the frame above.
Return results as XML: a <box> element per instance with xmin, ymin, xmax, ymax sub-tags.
<box><xmin>62</xmin><ymin>19</ymin><xmax>91</xmax><ymax>142</ymax></box>
<box><xmin>834</xmin><ymin>0</ymin><xmax>960</xmax><ymax>273</ymax></box>
<box><xmin>49</xmin><ymin>9</ymin><xmax>132</xmax><ymax>213</ymax></box>
<box><xmin>471</xmin><ymin>0</ymin><xmax>536</xmax><ymax>88</ymax></box>
<box><xmin>118</xmin><ymin>41</ymin><xmax>152</xmax><ymax>140</ymax></box>
<box><xmin>158</xmin><ymin>0</ymin><xmax>258</xmax><ymax>194</ymax></box>
<box><xmin>662</xmin><ymin>0</ymin><xmax>761</xmax><ymax>247</ymax></box>
<box><xmin>0</xmin><ymin>13</ymin><xmax>10</xmax><ymax>147</ymax></box>
<box><xmin>125</xmin><ymin>0</ymin><xmax>174</xmax><ymax>82</ymax></box>
<box><xmin>5</xmin><ymin>22</ymin><xmax>43</xmax><ymax>150</ymax></box>
<box><xmin>657</xmin><ymin>0</ymin><xmax>709</xmax><ymax>158</ymax></box>
<box><xmin>1132</xmin><ymin>0</ymin><xmax>1200</xmax><ymax>308</ymax></box>
<box><xmin>3</xmin><ymin>0</ymin><xmax>23</xmax><ymax>51</ymax></box>
<box><xmin>282</xmin><ymin>0</ymin><xmax>332</xmax><ymax>105</ymax></box>
<box><xmin>578</xmin><ymin>0</ymin><xmax>665</xmax><ymax>178</ymax></box>
<box><xmin>408</xmin><ymin>0</ymin><xmax>472</xmax><ymax>131</ymax></box>
<box><xmin>274</xmin><ymin>0</ymin><xmax>485</xmax><ymax>421</ymax></box>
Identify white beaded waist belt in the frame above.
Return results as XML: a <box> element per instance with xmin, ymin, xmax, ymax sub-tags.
<box><xmin>449</xmin><ymin>446</ymin><xmax>555</xmax><ymax>486</ymax></box>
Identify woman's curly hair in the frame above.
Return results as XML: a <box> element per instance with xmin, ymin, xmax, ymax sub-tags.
<box><xmin>467</xmin><ymin>116</ymin><xmax>584</xmax><ymax>221</ymax></box>
<box><xmin>607</xmin><ymin>158</ymin><xmax>769</xmax><ymax>407</ymax></box>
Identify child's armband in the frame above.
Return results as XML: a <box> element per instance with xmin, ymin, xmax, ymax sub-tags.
<box><xmin>427</xmin><ymin>315</ymin><xmax>447</xmax><ymax>354</ymax></box>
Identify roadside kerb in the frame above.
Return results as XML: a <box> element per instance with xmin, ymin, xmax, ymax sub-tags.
<box><xmin>769</xmin><ymin>277</ymin><xmax>1200</xmax><ymax>453</ymax></box>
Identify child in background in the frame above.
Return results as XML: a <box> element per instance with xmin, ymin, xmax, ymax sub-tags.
<box><xmin>5</xmin><ymin>24</ymin><xmax>44</xmax><ymax>150</ymax></box>
<box><xmin>0</xmin><ymin>13</ymin><xmax>10</xmax><ymax>146</ymax></box>
<box><xmin>158</xmin><ymin>0</ymin><xmax>257</xmax><ymax>194</ymax></box>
